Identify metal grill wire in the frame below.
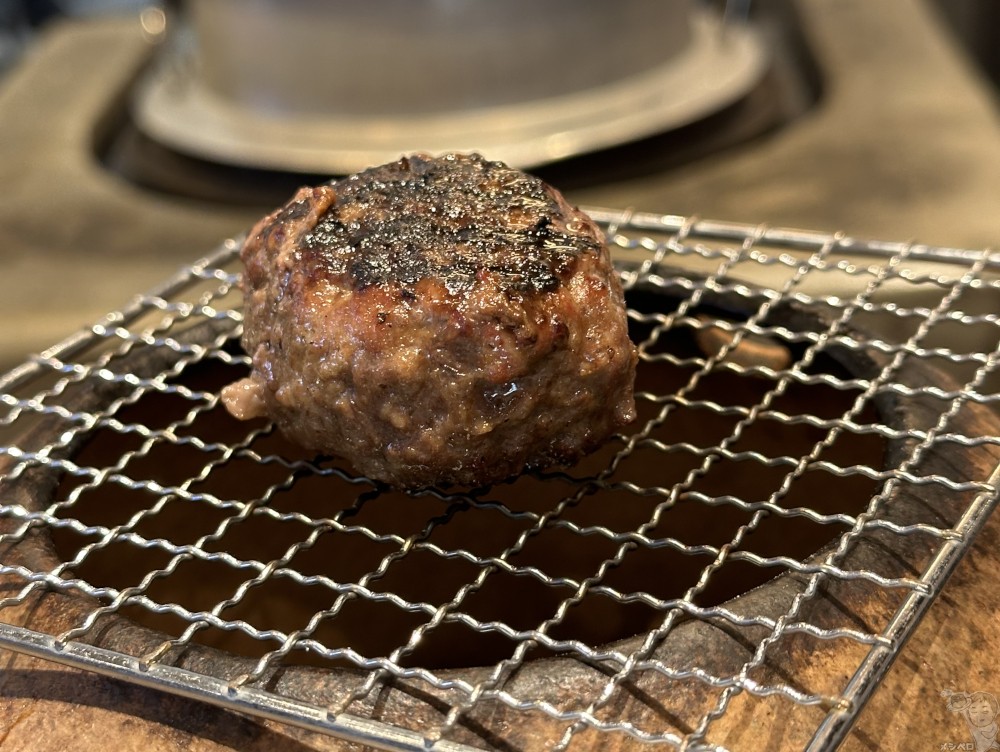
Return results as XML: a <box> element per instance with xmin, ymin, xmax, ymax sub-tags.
<box><xmin>0</xmin><ymin>210</ymin><xmax>998</xmax><ymax>751</ymax></box>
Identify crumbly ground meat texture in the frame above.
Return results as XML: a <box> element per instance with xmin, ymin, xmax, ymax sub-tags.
<box><xmin>222</xmin><ymin>153</ymin><xmax>637</xmax><ymax>488</ymax></box>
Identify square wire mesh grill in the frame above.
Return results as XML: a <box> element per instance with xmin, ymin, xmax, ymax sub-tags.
<box><xmin>0</xmin><ymin>208</ymin><xmax>999</xmax><ymax>751</ymax></box>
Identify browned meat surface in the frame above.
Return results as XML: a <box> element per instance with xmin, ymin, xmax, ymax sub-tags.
<box><xmin>222</xmin><ymin>153</ymin><xmax>637</xmax><ymax>488</ymax></box>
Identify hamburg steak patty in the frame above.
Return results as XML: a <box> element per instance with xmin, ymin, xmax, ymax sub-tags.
<box><xmin>222</xmin><ymin>153</ymin><xmax>637</xmax><ymax>488</ymax></box>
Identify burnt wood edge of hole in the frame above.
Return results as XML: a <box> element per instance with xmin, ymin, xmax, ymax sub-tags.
<box><xmin>0</xmin><ymin>292</ymin><xmax>996</xmax><ymax>746</ymax></box>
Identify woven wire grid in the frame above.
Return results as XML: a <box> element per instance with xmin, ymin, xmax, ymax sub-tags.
<box><xmin>1</xmin><ymin>208</ymin><xmax>999</xmax><ymax>751</ymax></box>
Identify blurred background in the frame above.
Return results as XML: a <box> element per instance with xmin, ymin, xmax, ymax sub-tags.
<box><xmin>0</xmin><ymin>0</ymin><xmax>998</xmax><ymax>371</ymax></box>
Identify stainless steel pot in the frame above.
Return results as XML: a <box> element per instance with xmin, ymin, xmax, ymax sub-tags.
<box><xmin>132</xmin><ymin>0</ymin><xmax>767</xmax><ymax>172</ymax></box>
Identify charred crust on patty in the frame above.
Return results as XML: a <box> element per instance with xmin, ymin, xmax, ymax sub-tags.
<box><xmin>297</xmin><ymin>153</ymin><xmax>601</xmax><ymax>295</ymax></box>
